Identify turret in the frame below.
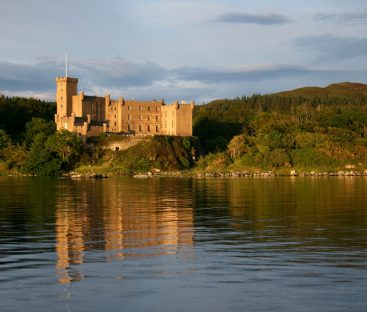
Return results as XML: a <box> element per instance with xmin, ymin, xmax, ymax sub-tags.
<box><xmin>56</xmin><ymin>77</ymin><xmax>78</xmax><ymax>117</ymax></box>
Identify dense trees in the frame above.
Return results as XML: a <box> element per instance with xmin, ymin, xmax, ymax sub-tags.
<box><xmin>0</xmin><ymin>95</ymin><xmax>55</xmax><ymax>140</ymax></box>
<box><xmin>193</xmin><ymin>87</ymin><xmax>367</xmax><ymax>172</ymax></box>
<box><xmin>0</xmin><ymin>96</ymin><xmax>83</xmax><ymax>175</ymax></box>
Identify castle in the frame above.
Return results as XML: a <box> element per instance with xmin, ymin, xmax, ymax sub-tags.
<box><xmin>54</xmin><ymin>76</ymin><xmax>194</xmax><ymax>137</ymax></box>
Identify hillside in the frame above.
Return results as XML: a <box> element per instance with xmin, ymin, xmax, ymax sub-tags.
<box><xmin>193</xmin><ymin>82</ymin><xmax>367</xmax><ymax>174</ymax></box>
<box><xmin>275</xmin><ymin>82</ymin><xmax>367</xmax><ymax>97</ymax></box>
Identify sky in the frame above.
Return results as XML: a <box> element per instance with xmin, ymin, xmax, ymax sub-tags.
<box><xmin>0</xmin><ymin>0</ymin><xmax>366</xmax><ymax>103</ymax></box>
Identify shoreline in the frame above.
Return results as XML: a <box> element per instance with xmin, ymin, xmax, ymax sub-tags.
<box><xmin>3</xmin><ymin>169</ymin><xmax>367</xmax><ymax>179</ymax></box>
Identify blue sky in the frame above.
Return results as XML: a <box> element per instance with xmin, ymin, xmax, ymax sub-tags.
<box><xmin>0</xmin><ymin>0</ymin><xmax>366</xmax><ymax>102</ymax></box>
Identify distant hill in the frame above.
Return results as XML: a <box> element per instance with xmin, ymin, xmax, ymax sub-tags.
<box><xmin>193</xmin><ymin>82</ymin><xmax>367</xmax><ymax>153</ymax></box>
<box><xmin>275</xmin><ymin>82</ymin><xmax>367</xmax><ymax>97</ymax></box>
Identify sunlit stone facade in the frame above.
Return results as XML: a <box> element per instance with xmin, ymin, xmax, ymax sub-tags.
<box><xmin>54</xmin><ymin>76</ymin><xmax>194</xmax><ymax>137</ymax></box>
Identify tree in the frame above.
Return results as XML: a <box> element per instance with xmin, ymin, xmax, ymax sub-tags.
<box><xmin>24</xmin><ymin>118</ymin><xmax>55</xmax><ymax>147</ymax></box>
<box><xmin>45</xmin><ymin>130</ymin><xmax>84</xmax><ymax>171</ymax></box>
<box><xmin>0</xmin><ymin>129</ymin><xmax>11</xmax><ymax>152</ymax></box>
<box><xmin>23</xmin><ymin>132</ymin><xmax>62</xmax><ymax>175</ymax></box>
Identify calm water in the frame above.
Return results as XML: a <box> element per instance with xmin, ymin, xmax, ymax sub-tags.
<box><xmin>0</xmin><ymin>177</ymin><xmax>366</xmax><ymax>312</ymax></box>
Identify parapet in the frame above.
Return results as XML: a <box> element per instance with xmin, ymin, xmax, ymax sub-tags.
<box><xmin>56</xmin><ymin>76</ymin><xmax>78</xmax><ymax>83</ymax></box>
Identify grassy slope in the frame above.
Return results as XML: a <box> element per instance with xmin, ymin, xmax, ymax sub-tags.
<box><xmin>75</xmin><ymin>136</ymin><xmax>197</xmax><ymax>175</ymax></box>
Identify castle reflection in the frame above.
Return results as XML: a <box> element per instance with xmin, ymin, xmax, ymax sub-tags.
<box><xmin>55</xmin><ymin>178</ymin><xmax>194</xmax><ymax>284</ymax></box>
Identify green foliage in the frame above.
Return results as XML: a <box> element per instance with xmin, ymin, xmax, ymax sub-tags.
<box><xmin>290</xmin><ymin>148</ymin><xmax>341</xmax><ymax>170</ymax></box>
<box><xmin>0</xmin><ymin>95</ymin><xmax>55</xmax><ymax>140</ymax></box>
<box><xmin>0</xmin><ymin>130</ymin><xmax>11</xmax><ymax>152</ymax></box>
<box><xmin>0</xmin><ymin>96</ymin><xmax>85</xmax><ymax>175</ymax></box>
<box><xmin>24</xmin><ymin>118</ymin><xmax>56</xmax><ymax>146</ymax></box>
<box><xmin>196</xmin><ymin>152</ymin><xmax>231</xmax><ymax>172</ymax></box>
<box><xmin>194</xmin><ymin>83</ymin><xmax>367</xmax><ymax>172</ymax></box>
<box><xmin>110</xmin><ymin>136</ymin><xmax>197</xmax><ymax>172</ymax></box>
<box><xmin>22</xmin><ymin>130</ymin><xmax>83</xmax><ymax>176</ymax></box>
<box><xmin>46</xmin><ymin>131</ymin><xmax>83</xmax><ymax>168</ymax></box>
<box><xmin>23</xmin><ymin>133</ymin><xmax>63</xmax><ymax>176</ymax></box>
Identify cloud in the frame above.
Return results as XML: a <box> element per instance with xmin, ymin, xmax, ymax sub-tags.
<box><xmin>293</xmin><ymin>34</ymin><xmax>367</xmax><ymax>61</ymax></box>
<box><xmin>314</xmin><ymin>11</ymin><xmax>367</xmax><ymax>24</ymax></box>
<box><xmin>214</xmin><ymin>12</ymin><xmax>290</xmax><ymax>25</ymax></box>
<box><xmin>0</xmin><ymin>60</ymin><xmax>59</xmax><ymax>92</ymax></box>
<box><xmin>76</xmin><ymin>58</ymin><xmax>168</xmax><ymax>88</ymax></box>
<box><xmin>0</xmin><ymin>59</ymin><xmax>366</xmax><ymax>103</ymax></box>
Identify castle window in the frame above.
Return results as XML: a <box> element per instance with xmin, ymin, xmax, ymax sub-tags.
<box><xmin>147</xmin><ymin>125</ymin><xmax>151</xmax><ymax>132</ymax></box>
<box><xmin>165</xmin><ymin>122</ymin><xmax>167</xmax><ymax>128</ymax></box>
<box><xmin>114</xmin><ymin>121</ymin><xmax>117</xmax><ymax>126</ymax></box>
<box><xmin>165</xmin><ymin>111</ymin><xmax>167</xmax><ymax>117</ymax></box>
<box><xmin>128</xmin><ymin>115</ymin><xmax>131</xmax><ymax>120</ymax></box>
<box><xmin>156</xmin><ymin>116</ymin><xmax>159</xmax><ymax>121</ymax></box>
<box><xmin>139</xmin><ymin>106</ymin><xmax>141</xmax><ymax>111</ymax></box>
<box><xmin>148</xmin><ymin>106</ymin><xmax>151</xmax><ymax>111</ymax></box>
<box><xmin>147</xmin><ymin>115</ymin><xmax>150</xmax><ymax>121</ymax></box>
<box><xmin>128</xmin><ymin>106</ymin><xmax>131</xmax><ymax>110</ymax></box>
<box><xmin>156</xmin><ymin>107</ymin><xmax>159</xmax><ymax>112</ymax></box>
<box><xmin>128</xmin><ymin>124</ymin><xmax>131</xmax><ymax>131</ymax></box>
<box><xmin>139</xmin><ymin>125</ymin><xmax>142</xmax><ymax>131</ymax></box>
<box><xmin>156</xmin><ymin>125</ymin><xmax>159</xmax><ymax>132</ymax></box>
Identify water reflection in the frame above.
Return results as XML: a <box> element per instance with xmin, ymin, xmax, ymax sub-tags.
<box><xmin>54</xmin><ymin>178</ymin><xmax>194</xmax><ymax>284</ymax></box>
<box><xmin>1</xmin><ymin>176</ymin><xmax>367</xmax><ymax>312</ymax></box>
<box><xmin>193</xmin><ymin>177</ymin><xmax>367</xmax><ymax>265</ymax></box>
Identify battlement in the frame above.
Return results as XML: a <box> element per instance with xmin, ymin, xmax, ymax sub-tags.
<box><xmin>56</xmin><ymin>77</ymin><xmax>78</xmax><ymax>83</ymax></box>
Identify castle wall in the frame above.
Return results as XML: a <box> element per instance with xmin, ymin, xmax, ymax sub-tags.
<box><xmin>161</xmin><ymin>103</ymin><xmax>177</xmax><ymax>136</ymax></box>
<box><xmin>55</xmin><ymin>115</ymin><xmax>72</xmax><ymax>131</ymax></box>
<box><xmin>81</xmin><ymin>96</ymin><xmax>106</xmax><ymax>122</ymax></box>
<box><xmin>87</xmin><ymin>125</ymin><xmax>105</xmax><ymax>137</ymax></box>
<box><xmin>106</xmin><ymin>99</ymin><xmax>120</xmax><ymax>133</ymax></box>
<box><xmin>55</xmin><ymin>76</ymin><xmax>193</xmax><ymax>138</ymax></box>
<box><xmin>175</xmin><ymin>102</ymin><xmax>194</xmax><ymax>136</ymax></box>
<box><xmin>72</xmin><ymin>94</ymin><xmax>83</xmax><ymax>117</ymax></box>
<box><xmin>122</xmin><ymin>100</ymin><xmax>162</xmax><ymax>136</ymax></box>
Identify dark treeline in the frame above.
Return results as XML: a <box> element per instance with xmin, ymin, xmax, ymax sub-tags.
<box><xmin>194</xmin><ymin>94</ymin><xmax>367</xmax><ymax>124</ymax></box>
<box><xmin>0</xmin><ymin>95</ymin><xmax>56</xmax><ymax>140</ymax></box>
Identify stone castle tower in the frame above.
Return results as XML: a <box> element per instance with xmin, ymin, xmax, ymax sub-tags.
<box><xmin>55</xmin><ymin>76</ymin><xmax>194</xmax><ymax>137</ymax></box>
<box><xmin>56</xmin><ymin>77</ymin><xmax>78</xmax><ymax>117</ymax></box>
